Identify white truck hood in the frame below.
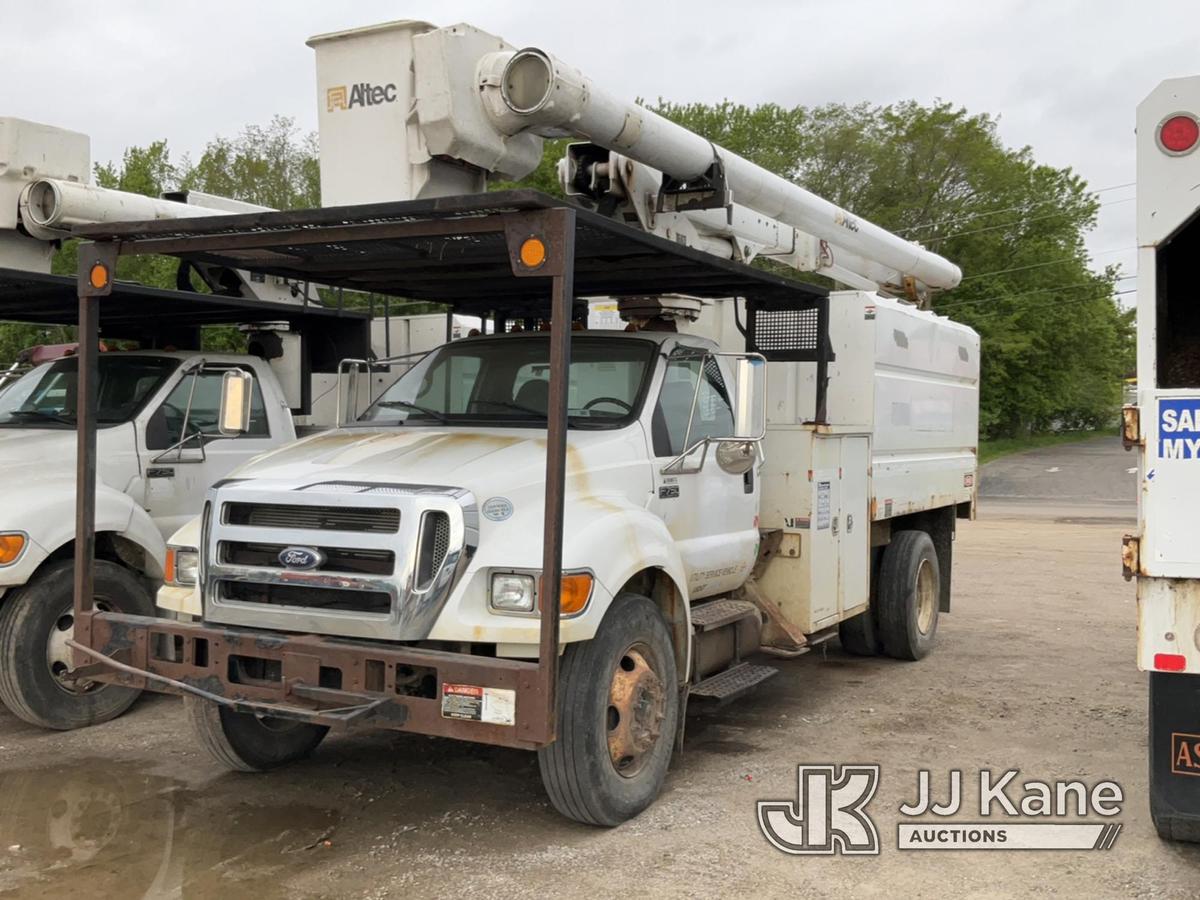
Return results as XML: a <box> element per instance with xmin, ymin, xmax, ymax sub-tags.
<box><xmin>0</xmin><ymin>425</ymin><xmax>132</xmax><ymax>488</ymax></box>
<box><xmin>230</xmin><ymin>426</ymin><xmax>650</xmax><ymax>503</ymax></box>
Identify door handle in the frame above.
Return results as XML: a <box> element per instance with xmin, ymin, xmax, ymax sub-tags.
<box><xmin>831</xmin><ymin>515</ymin><xmax>839</xmax><ymax>535</ymax></box>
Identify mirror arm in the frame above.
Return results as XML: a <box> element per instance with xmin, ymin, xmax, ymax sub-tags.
<box><xmin>660</xmin><ymin>436</ymin><xmax>712</xmax><ymax>476</ymax></box>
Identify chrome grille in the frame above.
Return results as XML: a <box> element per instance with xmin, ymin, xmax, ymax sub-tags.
<box><xmin>415</xmin><ymin>511</ymin><xmax>451</xmax><ymax>590</ymax></box>
<box><xmin>218</xmin><ymin>580</ymin><xmax>391</xmax><ymax>615</ymax></box>
<box><xmin>219</xmin><ymin>541</ymin><xmax>395</xmax><ymax>576</ymax></box>
<box><xmin>224</xmin><ymin>502</ymin><xmax>400</xmax><ymax>533</ymax></box>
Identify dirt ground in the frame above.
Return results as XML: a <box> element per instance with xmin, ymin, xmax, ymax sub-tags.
<box><xmin>1</xmin><ymin>437</ymin><xmax>1197</xmax><ymax>898</ymax></box>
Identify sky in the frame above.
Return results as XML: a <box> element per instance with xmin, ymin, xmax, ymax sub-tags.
<box><xmin>3</xmin><ymin>0</ymin><xmax>1196</xmax><ymax>293</ymax></box>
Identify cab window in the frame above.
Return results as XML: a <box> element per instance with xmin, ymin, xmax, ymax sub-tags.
<box><xmin>651</xmin><ymin>353</ymin><xmax>734</xmax><ymax>457</ymax></box>
<box><xmin>146</xmin><ymin>368</ymin><xmax>269</xmax><ymax>450</ymax></box>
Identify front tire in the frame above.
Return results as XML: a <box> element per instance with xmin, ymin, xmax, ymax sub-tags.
<box><xmin>186</xmin><ymin>696</ymin><xmax>329</xmax><ymax>772</ymax></box>
<box><xmin>0</xmin><ymin>559</ymin><xmax>155</xmax><ymax>730</ymax></box>
<box><xmin>538</xmin><ymin>593</ymin><xmax>679</xmax><ymax>826</ymax></box>
<box><xmin>876</xmin><ymin>530</ymin><xmax>940</xmax><ymax>661</ymax></box>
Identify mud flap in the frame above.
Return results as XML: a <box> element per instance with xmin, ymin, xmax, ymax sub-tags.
<box><xmin>1149</xmin><ymin>672</ymin><xmax>1200</xmax><ymax>837</ymax></box>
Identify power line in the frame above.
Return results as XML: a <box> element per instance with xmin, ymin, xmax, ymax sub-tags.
<box><xmin>961</xmin><ymin>245</ymin><xmax>1135</xmax><ymax>282</ymax></box>
<box><xmin>898</xmin><ymin>181</ymin><xmax>1136</xmax><ymax>236</ymax></box>
<box><xmin>938</xmin><ymin>278</ymin><xmax>1132</xmax><ymax>311</ymax></box>
<box><xmin>930</xmin><ymin>197</ymin><xmax>1134</xmax><ymax>243</ymax></box>
<box><xmin>963</xmin><ymin>289</ymin><xmax>1135</xmax><ymax>322</ymax></box>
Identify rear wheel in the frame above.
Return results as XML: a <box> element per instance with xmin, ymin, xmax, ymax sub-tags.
<box><xmin>876</xmin><ymin>530</ymin><xmax>940</xmax><ymax>661</ymax></box>
<box><xmin>538</xmin><ymin>593</ymin><xmax>679</xmax><ymax>826</ymax></box>
<box><xmin>186</xmin><ymin>696</ymin><xmax>329</xmax><ymax>772</ymax></box>
<box><xmin>0</xmin><ymin>559</ymin><xmax>154</xmax><ymax>730</ymax></box>
<box><xmin>840</xmin><ymin>548</ymin><xmax>883</xmax><ymax>656</ymax></box>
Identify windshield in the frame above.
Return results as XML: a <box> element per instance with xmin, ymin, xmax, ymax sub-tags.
<box><xmin>0</xmin><ymin>356</ymin><xmax>180</xmax><ymax>428</ymax></box>
<box><xmin>358</xmin><ymin>335</ymin><xmax>657</xmax><ymax>429</ymax></box>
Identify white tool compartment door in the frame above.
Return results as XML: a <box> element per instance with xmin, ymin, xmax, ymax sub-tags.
<box><xmin>839</xmin><ymin>437</ymin><xmax>870</xmax><ymax>615</ymax></box>
<box><xmin>809</xmin><ymin>438</ymin><xmax>841</xmax><ymax>625</ymax></box>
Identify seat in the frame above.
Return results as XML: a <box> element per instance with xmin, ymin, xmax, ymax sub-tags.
<box><xmin>514</xmin><ymin>379</ymin><xmax>550</xmax><ymax>415</ymax></box>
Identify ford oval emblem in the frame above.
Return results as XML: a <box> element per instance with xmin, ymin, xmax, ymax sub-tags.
<box><xmin>278</xmin><ymin>546</ymin><xmax>325</xmax><ymax>570</ymax></box>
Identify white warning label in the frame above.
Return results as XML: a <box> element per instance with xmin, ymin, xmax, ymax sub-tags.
<box><xmin>441</xmin><ymin>683</ymin><xmax>516</xmax><ymax>726</ymax></box>
<box><xmin>816</xmin><ymin>481</ymin><xmax>832</xmax><ymax>530</ymax></box>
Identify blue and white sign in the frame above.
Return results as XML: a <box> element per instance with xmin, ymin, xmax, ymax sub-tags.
<box><xmin>1159</xmin><ymin>399</ymin><xmax>1200</xmax><ymax>458</ymax></box>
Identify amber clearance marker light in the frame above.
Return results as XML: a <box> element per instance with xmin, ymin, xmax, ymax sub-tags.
<box><xmin>88</xmin><ymin>262</ymin><xmax>110</xmax><ymax>290</ymax></box>
<box><xmin>519</xmin><ymin>236</ymin><xmax>547</xmax><ymax>269</ymax></box>
<box><xmin>0</xmin><ymin>533</ymin><xmax>26</xmax><ymax>565</ymax></box>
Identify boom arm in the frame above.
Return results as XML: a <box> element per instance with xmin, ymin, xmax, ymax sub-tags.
<box><xmin>483</xmin><ymin>48</ymin><xmax>962</xmax><ymax>294</ymax></box>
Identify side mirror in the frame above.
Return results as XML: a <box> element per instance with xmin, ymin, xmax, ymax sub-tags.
<box><xmin>731</xmin><ymin>355</ymin><xmax>767</xmax><ymax>441</ymax></box>
<box><xmin>218</xmin><ymin>370</ymin><xmax>253</xmax><ymax>435</ymax></box>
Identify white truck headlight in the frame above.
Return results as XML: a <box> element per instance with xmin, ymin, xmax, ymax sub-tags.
<box><xmin>490</xmin><ymin>573</ymin><xmax>535</xmax><ymax>612</ymax></box>
<box><xmin>166</xmin><ymin>546</ymin><xmax>199</xmax><ymax>586</ymax></box>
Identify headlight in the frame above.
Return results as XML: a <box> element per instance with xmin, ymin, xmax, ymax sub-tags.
<box><xmin>489</xmin><ymin>571</ymin><xmax>594</xmax><ymax>616</ymax></box>
<box><xmin>490</xmin><ymin>573</ymin><xmax>535</xmax><ymax>612</ymax></box>
<box><xmin>0</xmin><ymin>533</ymin><xmax>26</xmax><ymax>566</ymax></box>
<box><xmin>165</xmin><ymin>546</ymin><xmax>199</xmax><ymax>586</ymax></box>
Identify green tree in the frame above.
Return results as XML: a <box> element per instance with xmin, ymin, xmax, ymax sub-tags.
<box><xmin>638</xmin><ymin>100</ymin><xmax>1130</xmax><ymax>437</ymax></box>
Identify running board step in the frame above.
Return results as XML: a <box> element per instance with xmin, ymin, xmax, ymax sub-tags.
<box><xmin>690</xmin><ymin>598</ymin><xmax>760</xmax><ymax>632</ymax></box>
<box><xmin>690</xmin><ymin>662</ymin><xmax>778</xmax><ymax>704</ymax></box>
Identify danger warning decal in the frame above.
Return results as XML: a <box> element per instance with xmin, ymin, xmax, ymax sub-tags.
<box><xmin>441</xmin><ymin>683</ymin><xmax>516</xmax><ymax>726</ymax></box>
<box><xmin>1159</xmin><ymin>399</ymin><xmax>1200</xmax><ymax>458</ymax></box>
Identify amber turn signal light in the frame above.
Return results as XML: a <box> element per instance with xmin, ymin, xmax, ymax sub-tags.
<box><xmin>558</xmin><ymin>573</ymin><xmax>593</xmax><ymax>614</ymax></box>
<box><xmin>0</xmin><ymin>533</ymin><xmax>27</xmax><ymax>565</ymax></box>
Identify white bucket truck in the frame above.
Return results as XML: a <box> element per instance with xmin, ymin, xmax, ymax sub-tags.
<box><xmin>0</xmin><ymin>118</ymin><xmax>379</xmax><ymax>729</ymax></box>
<box><xmin>68</xmin><ymin>20</ymin><xmax>977</xmax><ymax>825</ymax></box>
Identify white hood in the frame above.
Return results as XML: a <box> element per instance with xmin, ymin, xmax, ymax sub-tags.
<box><xmin>232</xmin><ymin>426</ymin><xmax>651</xmax><ymax>505</ymax></box>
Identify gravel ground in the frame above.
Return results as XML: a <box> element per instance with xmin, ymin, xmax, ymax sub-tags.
<box><xmin>1</xmin><ymin>437</ymin><xmax>1197</xmax><ymax>898</ymax></box>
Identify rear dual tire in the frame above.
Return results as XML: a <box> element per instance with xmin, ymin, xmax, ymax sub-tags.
<box><xmin>839</xmin><ymin>530</ymin><xmax>940</xmax><ymax>661</ymax></box>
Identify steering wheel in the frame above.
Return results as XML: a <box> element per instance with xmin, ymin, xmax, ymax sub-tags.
<box><xmin>582</xmin><ymin>396</ymin><xmax>634</xmax><ymax>414</ymax></box>
<box><xmin>161</xmin><ymin>402</ymin><xmax>206</xmax><ymax>444</ymax></box>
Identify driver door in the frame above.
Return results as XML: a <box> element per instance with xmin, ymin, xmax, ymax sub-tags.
<box><xmin>140</xmin><ymin>366</ymin><xmax>277</xmax><ymax>538</ymax></box>
<box><xmin>645</xmin><ymin>345</ymin><xmax>760</xmax><ymax>600</ymax></box>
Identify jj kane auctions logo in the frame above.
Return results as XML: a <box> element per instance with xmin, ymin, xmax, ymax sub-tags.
<box><xmin>759</xmin><ymin>765</ymin><xmax>1124</xmax><ymax>854</ymax></box>
<box><xmin>327</xmin><ymin>82</ymin><xmax>398</xmax><ymax>112</ymax></box>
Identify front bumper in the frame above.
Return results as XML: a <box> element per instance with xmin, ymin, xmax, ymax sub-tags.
<box><xmin>70</xmin><ymin>608</ymin><xmax>555</xmax><ymax>749</ymax></box>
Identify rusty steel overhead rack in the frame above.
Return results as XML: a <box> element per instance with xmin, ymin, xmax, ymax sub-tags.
<box><xmin>66</xmin><ymin>190</ymin><xmax>831</xmax><ymax>748</ymax></box>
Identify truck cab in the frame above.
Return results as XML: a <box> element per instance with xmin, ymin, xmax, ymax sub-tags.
<box><xmin>0</xmin><ymin>349</ymin><xmax>295</xmax><ymax>729</ymax></box>
<box><xmin>158</xmin><ymin>329</ymin><xmax>757</xmax><ymax>652</ymax></box>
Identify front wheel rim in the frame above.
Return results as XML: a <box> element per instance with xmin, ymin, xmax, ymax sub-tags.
<box><xmin>915</xmin><ymin>559</ymin><xmax>937</xmax><ymax>635</ymax></box>
<box><xmin>606</xmin><ymin>643</ymin><xmax>667</xmax><ymax>778</ymax></box>
<box><xmin>47</xmin><ymin>599</ymin><xmax>114</xmax><ymax>694</ymax></box>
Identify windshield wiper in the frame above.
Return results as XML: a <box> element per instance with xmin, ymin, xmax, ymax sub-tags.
<box><xmin>4</xmin><ymin>409</ymin><xmax>75</xmax><ymax>426</ymax></box>
<box><xmin>374</xmin><ymin>400</ymin><xmax>449</xmax><ymax>422</ymax></box>
<box><xmin>471</xmin><ymin>399</ymin><xmax>546</xmax><ymax>417</ymax></box>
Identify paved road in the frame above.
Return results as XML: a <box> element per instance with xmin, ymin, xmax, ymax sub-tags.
<box><xmin>980</xmin><ymin>435</ymin><xmax>1136</xmax><ymax>521</ymax></box>
<box><xmin>1</xmin><ymin>436</ymin><xmax>1196</xmax><ymax>898</ymax></box>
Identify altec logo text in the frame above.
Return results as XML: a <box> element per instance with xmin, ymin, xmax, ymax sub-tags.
<box><xmin>327</xmin><ymin>83</ymin><xmax>398</xmax><ymax>112</ymax></box>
